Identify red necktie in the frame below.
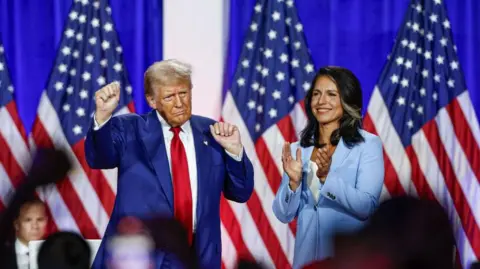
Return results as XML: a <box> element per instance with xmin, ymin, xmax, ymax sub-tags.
<box><xmin>170</xmin><ymin>127</ymin><xmax>193</xmax><ymax>245</ymax></box>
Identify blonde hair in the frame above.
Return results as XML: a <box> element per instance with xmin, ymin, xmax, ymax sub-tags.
<box><xmin>143</xmin><ymin>59</ymin><xmax>192</xmax><ymax>97</ymax></box>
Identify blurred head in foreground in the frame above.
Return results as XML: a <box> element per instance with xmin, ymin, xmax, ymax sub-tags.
<box><xmin>37</xmin><ymin>231</ymin><xmax>91</xmax><ymax>269</ymax></box>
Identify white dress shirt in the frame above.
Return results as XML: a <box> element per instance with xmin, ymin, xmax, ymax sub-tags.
<box><xmin>93</xmin><ymin>112</ymin><xmax>243</xmax><ymax>231</ymax></box>
<box><xmin>15</xmin><ymin>239</ymin><xmax>29</xmax><ymax>269</ymax></box>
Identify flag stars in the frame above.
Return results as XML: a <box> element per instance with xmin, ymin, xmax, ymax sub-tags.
<box><xmin>440</xmin><ymin>37</ymin><xmax>448</xmax><ymax>46</ymax></box>
<box><xmin>436</xmin><ymin>56</ymin><xmax>444</xmax><ymax>65</ymax></box>
<box><xmin>276</xmin><ymin>72</ymin><xmax>285</xmax><ymax>82</ymax></box>
<box><xmin>246</xmin><ymin>41</ymin><xmax>253</xmax><ymax>50</ymax></box>
<box><xmin>283</xmin><ymin>36</ymin><xmax>289</xmax><ymax>44</ymax></box>
<box><xmin>407</xmin><ymin>120</ymin><xmax>414</xmax><ymax>129</ymax></box>
<box><xmin>65</xmin><ymin>29</ymin><xmax>75</xmax><ymax>38</ymax></box>
<box><xmin>252</xmin><ymin>82</ymin><xmax>259</xmax><ymax>91</ymax></box>
<box><xmin>7</xmin><ymin>86</ymin><xmax>13</xmax><ymax>93</ymax></box>
<box><xmin>93</xmin><ymin>1</ymin><xmax>100</xmax><ymax>8</ymax></box>
<box><xmin>104</xmin><ymin>22</ymin><xmax>113</xmax><ymax>32</ymax></box>
<box><xmin>420</xmin><ymin>88</ymin><xmax>427</xmax><ymax>96</ymax></box>
<box><xmin>272</xmin><ymin>90</ymin><xmax>281</xmax><ymax>100</ymax></box>
<box><xmin>91</xmin><ymin>18</ymin><xmax>100</xmax><ymax>28</ymax></box>
<box><xmin>58</xmin><ymin>64</ymin><xmax>67</xmax><ymax>73</ymax></box>
<box><xmin>247</xmin><ymin>100</ymin><xmax>256</xmax><ymax>110</ymax></box>
<box><xmin>443</xmin><ymin>20</ymin><xmax>450</xmax><ymax>29</ymax></box>
<box><xmin>76</xmin><ymin>33</ymin><xmax>83</xmax><ymax>41</ymax></box>
<box><xmin>268</xmin><ymin>108</ymin><xmax>278</xmax><ymax>118</ymax></box>
<box><xmin>305</xmin><ymin>64</ymin><xmax>314</xmax><ymax>73</ymax></box>
<box><xmin>279</xmin><ymin>53</ymin><xmax>288</xmax><ymax>63</ymax></box>
<box><xmin>82</xmin><ymin>72</ymin><xmax>91</xmax><ymax>81</ymax></box>
<box><xmin>303</xmin><ymin>82</ymin><xmax>310</xmax><ymax>91</ymax></box>
<box><xmin>54</xmin><ymin>82</ymin><xmax>64</xmax><ymax>91</ymax></box>
<box><xmin>424</xmin><ymin>50</ymin><xmax>432</xmax><ymax>60</ymax></box>
<box><xmin>415</xmin><ymin>4</ymin><xmax>422</xmax><ymax>12</ymax></box>
<box><xmin>89</xmin><ymin>37</ymin><xmax>97</xmax><ymax>45</ymax></box>
<box><xmin>102</xmin><ymin>40</ymin><xmax>110</xmax><ymax>50</ymax></box>
<box><xmin>290</xmin><ymin>78</ymin><xmax>295</xmax><ymax>86</ymax></box>
<box><xmin>79</xmin><ymin>89</ymin><xmax>88</xmax><ymax>99</ymax></box>
<box><xmin>237</xmin><ymin>77</ymin><xmax>245</xmax><ymax>86</ymax></box>
<box><xmin>291</xmin><ymin>59</ymin><xmax>299</xmax><ymax>68</ymax></box>
<box><xmin>81</xmin><ymin>0</ymin><xmax>88</xmax><ymax>5</ymax></box>
<box><xmin>408</xmin><ymin>41</ymin><xmax>416</xmax><ymax>51</ymax></box>
<box><xmin>0</xmin><ymin>62</ymin><xmax>3</xmax><ymax>71</ymax></box>
<box><xmin>450</xmin><ymin>61</ymin><xmax>459</xmax><ymax>70</ymax></box>
<box><xmin>250</xmin><ymin>22</ymin><xmax>258</xmax><ymax>32</ymax></box>
<box><xmin>417</xmin><ymin>47</ymin><xmax>423</xmax><ymax>54</ymax></box>
<box><xmin>434</xmin><ymin>74</ymin><xmax>441</xmax><ymax>83</ymax></box>
<box><xmin>73</xmin><ymin>50</ymin><xmax>79</xmax><ymax>59</ymax></box>
<box><xmin>272</xmin><ymin>11</ymin><xmax>281</xmax><ymax>21</ymax></box>
<box><xmin>426</xmin><ymin>32</ymin><xmax>434</xmax><ymax>41</ymax></box>
<box><xmin>422</xmin><ymin>69</ymin><xmax>429</xmax><ymax>78</ymax></box>
<box><xmin>69</xmin><ymin>11</ymin><xmax>78</xmax><ymax>20</ymax></box>
<box><xmin>264</xmin><ymin>49</ymin><xmax>273</xmax><ymax>58</ymax></box>
<box><xmin>294</xmin><ymin>41</ymin><xmax>301</xmax><ymax>50</ymax></box>
<box><xmin>429</xmin><ymin>14</ymin><xmax>438</xmax><ymax>23</ymax></box>
<box><xmin>257</xmin><ymin>105</ymin><xmax>263</xmax><ymax>114</ymax></box>
<box><xmin>396</xmin><ymin>57</ymin><xmax>404</xmax><ymax>65</ymax></box>
<box><xmin>259</xmin><ymin>87</ymin><xmax>266</xmax><ymax>95</ymax></box>
<box><xmin>447</xmin><ymin>79</ymin><xmax>455</xmax><ymax>88</ymax></box>
<box><xmin>288</xmin><ymin>95</ymin><xmax>295</xmax><ymax>104</ymax></box>
<box><xmin>113</xmin><ymin>63</ymin><xmax>122</xmax><ymax>72</ymax></box>
<box><xmin>401</xmin><ymin>39</ymin><xmax>408</xmax><ymax>47</ymax></box>
<box><xmin>416</xmin><ymin>105</ymin><xmax>424</xmax><ymax>115</ymax></box>
<box><xmin>390</xmin><ymin>74</ymin><xmax>399</xmax><ymax>84</ymax></box>
<box><xmin>255</xmin><ymin>124</ymin><xmax>261</xmax><ymax>132</ymax></box>
<box><xmin>400</xmin><ymin>78</ymin><xmax>409</xmax><ymax>88</ymax></box>
<box><xmin>261</xmin><ymin>67</ymin><xmax>269</xmax><ymax>77</ymax></box>
<box><xmin>268</xmin><ymin>30</ymin><xmax>277</xmax><ymax>40</ymax></box>
<box><xmin>85</xmin><ymin>54</ymin><xmax>94</xmax><ymax>64</ymax></box>
<box><xmin>397</xmin><ymin>96</ymin><xmax>406</xmax><ymax>106</ymax></box>
<box><xmin>63</xmin><ymin>104</ymin><xmax>70</xmax><ymax>112</ymax></box>
<box><xmin>434</xmin><ymin>0</ymin><xmax>442</xmax><ymax>4</ymax></box>
<box><xmin>97</xmin><ymin>76</ymin><xmax>106</xmax><ymax>86</ymax></box>
<box><xmin>76</xmin><ymin>107</ymin><xmax>86</xmax><ymax>117</ymax></box>
<box><xmin>412</xmin><ymin>22</ymin><xmax>420</xmax><ymax>32</ymax></box>
<box><xmin>116</xmin><ymin>46</ymin><xmax>122</xmax><ymax>53</ymax></box>
<box><xmin>61</xmin><ymin>47</ymin><xmax>71</xmax><ymax>56</ymax></box>
<box><xmin>73</xmin><ymin>125</ymin><xmax>82</xmax><ymax>135</ymax></box>
<box><xmin>67</xmin><ymin>86</ymin><xmax>74</xmax><ymax>95</ymax></box>
<box><xmin>100</xmin><ymin>59</ymin><xmax>107</xmax><ymax>67</ymax></box>
<box><xmin>126</xmin><ymin>85</ymin><xmax>132</xmax><ymax>94</ymax></box>
<box><xmin>70</xmin><ymin>69</ymin><xmax>76</xmax><ymax>76</ymax></box>
<box><xmin>0</xmin><ymin>46</ymin><xmax>4</xmax><ymax>53</ymax></box>
<box><xmin>285</xmin><ymin>17</ymin><xmax>292</xmax><ymax>25</ymax></box>
<box><xmin>254</xmin><ymin>4</ymin><xmax>262</xmax><ymax>13</ymax></box>
<box><xmin>242</xmin><ymin>59</ymin><xmax>249</xmax><ymax>68</ymax></box>
<box><xmin>79</xmin><ymin>14</ymin><xmax>87</xmax><ymax>24</ymax></box>
<box><xmin>433</xmin><ymin>92</ymin><xmax>438</xmax><ymax>101</ymax></box>
<box><xmin>405</xmin><ymin>60</ymin><xmax>413</xmax><ymax>69</ymax></box>
<box><xmin>295</xmin><ymin>23</ymin><xmax>303</xmax><ymax>32</ymax></box>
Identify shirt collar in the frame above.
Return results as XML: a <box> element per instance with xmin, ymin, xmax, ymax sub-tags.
<box><xmin>15</xmin><ymin>239</ymin><xmax>29</xmax><ymax>255</ymax></box>
<box><xmin>155</xmin><ymin>111</ymin><xmax>192</xmax><ymax>138</ymax></box>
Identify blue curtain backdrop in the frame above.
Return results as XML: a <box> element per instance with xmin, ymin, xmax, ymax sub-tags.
<box><xmin>0</xmin><ymin>0</ymin><xmax>479</xmax><ymax>134</ymax></box>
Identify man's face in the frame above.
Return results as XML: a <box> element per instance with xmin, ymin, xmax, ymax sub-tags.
<box><xmin>147</xmin><ymin>83</ymin><xmax>192</xmax><ymax>127</ymax></box>
<box><xmin>15</xmin><ymin>203</ymin><xmax>48</xmax><ymax>244</ymax></box>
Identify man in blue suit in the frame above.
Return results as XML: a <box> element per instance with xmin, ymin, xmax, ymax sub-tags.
<box><xmin>85</xmin><ymin>59</ymin><xmax>254</xmax><ymax>269</ymax></box>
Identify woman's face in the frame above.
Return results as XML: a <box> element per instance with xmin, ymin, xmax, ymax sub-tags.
<box><xmin>310</xmin><ymin>76</ymin><xmax>344</xmax><ymax>125</ymax></box>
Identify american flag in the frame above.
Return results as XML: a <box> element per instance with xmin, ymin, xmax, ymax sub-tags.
<box><xmin>363</xmin><ymin>0</ymin><xmax>480</xmax><ymax>267</ymax></box>
<box><xmin>29</xmin><ymin>0</ymin><xmax>134</xmax><ymax>239</ymax></box>
<box><xmin>220</xmin><ymin>0</ymin><xmax>315</xmax><ymax>268</ymax></box>
<box><xmin>0</xmin><ymin>40</ymin><xmax>31</xmax><ymax>211</ymax></box>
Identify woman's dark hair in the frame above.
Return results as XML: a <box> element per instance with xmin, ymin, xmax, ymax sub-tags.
<box><xmin>300</xmin><ymin>66</ymin><xmax>364</xmax><ymax>149</ymax></box>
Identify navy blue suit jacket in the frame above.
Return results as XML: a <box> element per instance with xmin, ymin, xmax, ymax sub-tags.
<box><xmin>85</xmin><ymin>111</ymin><xmax>254</xmax><ymax>269</ymax></box>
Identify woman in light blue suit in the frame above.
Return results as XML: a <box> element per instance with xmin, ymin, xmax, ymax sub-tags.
<box><xmin>272</xmin><ymin>66</ymin><xmax>385</xmax><ymax>269</ymax></box>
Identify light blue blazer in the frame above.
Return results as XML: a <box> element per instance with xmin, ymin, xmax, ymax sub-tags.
<box><xmin>272</xmin><ymin>130</ymin><xmax>385</xmax><ymax>269</ymax></box>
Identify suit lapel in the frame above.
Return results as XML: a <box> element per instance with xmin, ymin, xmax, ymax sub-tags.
<box><xmin>189</xmin><ymin>117</ymin><xmax>212</xmax><ymax>223</ymax></box>
<box><xmin>142</xmin><ymin>111</ymin><xmax>174</xmax><ymax>210</ymax></box>
<box><xmin>330</xmin><ymin>137</ymin><xmax>352</xmax><ymax>172</ymax></box>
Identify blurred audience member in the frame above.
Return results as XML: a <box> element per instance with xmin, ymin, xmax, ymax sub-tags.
<box><xmin>37</xmin><ymin>231</ymin><xmax>91</xmax><ymax>269</ymax></box>
<box><xmin>4</xmin><ymin>198</ymin><xmax>48</xmax><ymax>269</ymax></box>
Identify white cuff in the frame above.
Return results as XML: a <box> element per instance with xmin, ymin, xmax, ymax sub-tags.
<box><xmin>225</xmin><ymin>146</ymin><xmax>244</xmax><ymax>162</ymax></box>
<box><xmin>93</xmin><ymin>114</ymin><xmax>112</xmax><ymax>131</ymax></box>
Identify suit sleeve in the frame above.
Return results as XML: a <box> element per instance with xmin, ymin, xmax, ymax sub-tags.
<box><xmin>85</xmin><ymin>116</ymin><xmax>126</xmax><ymax>169</ymax></box>
<box><xmin>272</xmin><ymin>143</ymin><xmax>302</xmax><ymax>223</ymax></box>
<box><xmin>319</xmin><ymin>136</ymin><xmax>385</xmax><ymax>220</ymax></box>
<box><xmin>222</xmin><ymin>150</ymin><xmax>255</xmax><ymax>203</ymax></box>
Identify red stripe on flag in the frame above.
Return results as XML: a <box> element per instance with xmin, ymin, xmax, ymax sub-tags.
<box><xmin>363</xmin><ymin>113</ymin><xmax>405</xmax><ymax>196</ymax></box>
<box><xmin>31</xmin><ymin>117</ymin><xmax>100</xmax><ymax>239</ymax></box>
<box><xmin>245</xmin><ymin>191</ymin><xmax>291</xmax><ymax>269</ymax></box>
<box><xmin>422</xmin><ymin>120</ymin><xmax>480</xmax><ymax>257</ymax></box>
<box><xmin>446</xmin><ymin>100</ymin><xmax>480</xmax><ymax>184</ymax></box>
<box><xmin>5</xmin><ymin>101</ymin><xmax>28</xmax><ymax>143</ymax></box>
<box><xmin>0</xmin><ymin>134</ymin><xmax>25</xmax><ymax>188</ymax></box>
<box><xmin>404</xmin><ymin>147</ymin><xmax>436</xmax><ymax>201</ymax></box>
<box><xmin>71</xmin><ymin>140</ymin><xmax>115</xmax><ymax>216</ymax></box>
<box><xmin>276</xmin><ymin>116</ymin><xmax>297</xmax><ymax>143</ymax></box>
<box><xmin>255</xmin><ymin>139</ymin><xmax>282</xmax><ymax>193</ymax></box>
<box><xmin>127</xmin><ymin>101</ymin><xmax>135</xmax><ymax>113</ymax></box>
<box><xmin>220</xmin><ymin>197</ymin><xmax>255</xmax><ymax>261</ymax></box>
